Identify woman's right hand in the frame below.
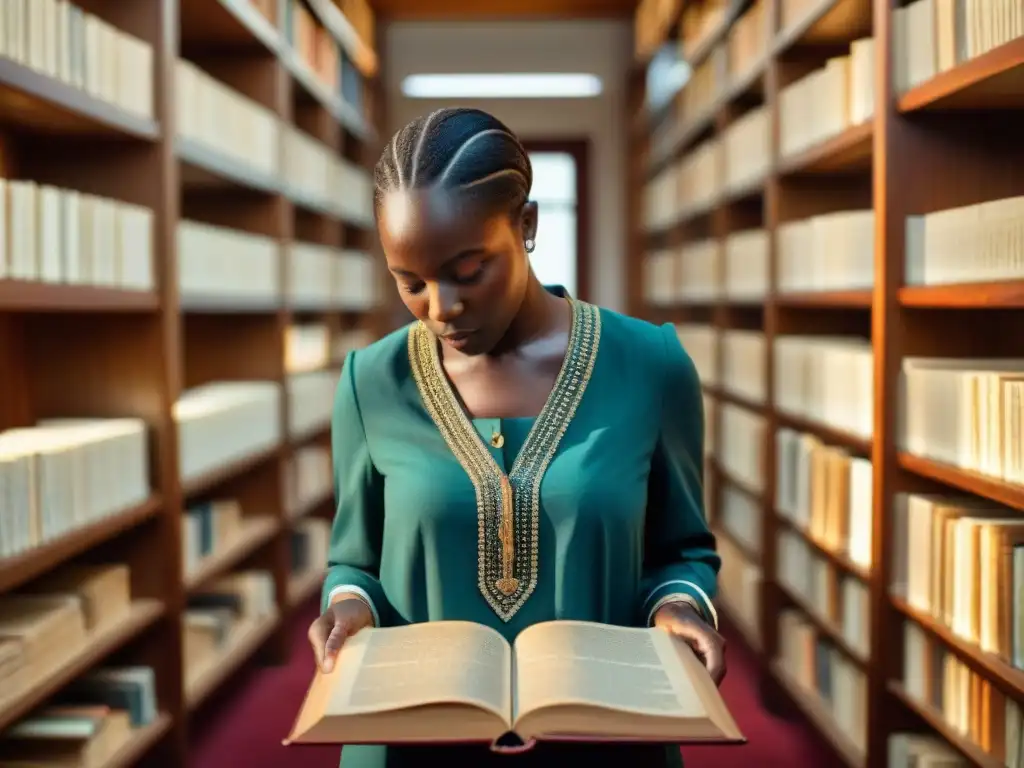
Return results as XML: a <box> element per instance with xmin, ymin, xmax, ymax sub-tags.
<box><xmin>308</xmin><ymin>596</ymin><xmax>374</xmax><ymax>673</ymax></box>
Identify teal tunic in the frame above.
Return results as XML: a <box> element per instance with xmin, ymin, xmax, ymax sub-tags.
<box><xmin>322</xmin><ymin>290</ymin><xmax>720</xmax><ymax>768</ymax></box>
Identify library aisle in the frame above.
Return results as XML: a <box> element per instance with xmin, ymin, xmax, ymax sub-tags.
<box><xmin>634</xmin><ymin>0</ymin><xmax>1024</xmax><ymax>766</ymax></box>
<box><xmin>191</xmin><ymin>601</ymin><xmax>834</xmax><ymax>767</ymax></box>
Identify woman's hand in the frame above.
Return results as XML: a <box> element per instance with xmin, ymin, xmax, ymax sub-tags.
<box><xmin>653</xmin><ymin>601</ymin><xmax>727</xmax><ymax>685</ymax></box>
<box><xmin>308</xmin><ymin>595</ymin><xmax>375</xmax><ymax>673</ymax></box>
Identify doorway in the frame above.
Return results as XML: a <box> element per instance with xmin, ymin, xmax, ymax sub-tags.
<box><xmin>523</xmin><ymin>140</ymin><xmax>590</xmax><ymax>302</ymax></box>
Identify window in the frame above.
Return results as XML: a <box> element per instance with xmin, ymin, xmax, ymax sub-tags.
<box><xmin>527</xmin><ymin>151</ymin><xmax>578</xmax><ymax>297</ymax></box>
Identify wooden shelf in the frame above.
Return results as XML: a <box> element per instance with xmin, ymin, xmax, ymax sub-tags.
<box><xmin>631</xmin><ymin>3</ymin><xmax>1024</xmax><ymax>763</ymax></box>
<box><xmin>288</xmin><ymin>568</ymin><xmax>324</xmax><ymax>608</ymax></box>
<box><xmin>702</xmin><ymin>384</ymin><xmax>766</xmax><ymax>414</ymax></box>
<box><xmin>184</xmin><ymin>516</ymin><xmax>280</xmax><ymax>591</ymax></box>
<box><xmin>0</xmin><ymin>497</ymin><xmax>163</xmax><ymax>593</ymax></box>
<box><xmin>888</xmin><ymin>684</ymin><xmax>1005</xmax><ymax>768</ymax></box>
<box><xmin>891</xmin><ymin>596</ymin><xmax>1024</xmax><ymax>701</ymax></box>
<box><xmin>176</xmin><ymin>138</ymin><xmax>282</xmax><ymax>194</ymax></box>
<box><xmin>185</xmin><ymin>613</ymin><xmax>281</xmax><ymax>709</ymax></box>
<box><xmin>0</xmin><ymin>282</ymin><xmax>161</xmax><ymax>313</ymax></box>
<box><xmin>180</xmin><ymin>0</ymin><xmax>281</xmax><ymax>52</ymax></box>
<box><xmin>773</xmin><ymin>0</ymin><xmax>873</xmax><ymax>55</ymax></box>
<box><xmin>105</xmin><ymin>712</ymin><xmax>174</xmax><ymax>768</ymax></box>
<box><xmin>897</xmin><ymin>452</ymin><xmax>1024</xmax><ymax>512</ymax></box>
<box><xmin>714</xmin><ymin>524</ymin><xmax>761</xmax><ymax>566</ymax></box>
<box><xmin>775</xmin><ymin>412</ymin><xmax>872</xmax><ymax>454</ymax></box>
<box><xmin>0</xmin><ymin>58</ymin><xmax>160</xmax><ymax>139</ymax></box>
<box><xmin>181</xmin><ymin>446</ymin><xmax>281</xmax><ymax>499</ymax></box>
<box><xmin>0</xmin><ymin>0</ymin><xmax>384</xmax><ymax>762</ymax></box>
<box><xmin>776</xmin><ymin>122</ymin><xmax>873</xmax><ymax>176</ymax></box>
<box><xmin>770</xmin><ymin>660</ymin><xmax>865</xmax><ymax>768</ymax></box>
<box><xmin>899</xmin><ymin>37</ymin><xmax>1024</xmax><ymax>112</ymax></box>
<box><xmin>775</xmin><ymin>515</ymin><xmax>870</xmax><ymax>581</ymax></box>
<box><xmin>898</xmin><ymin>280</ymin><xmax>1024</xmax><ymax>308</ymax></box>
<box><xmin>776</xmin><ymin>582</ymin><xmax>867</xmax><ymax>665</ymax></box>
<box><xmin>775</xmin><ymin>290</ymin><xmax>872</xmax><ymax>308</ymax></box>
<box><xmin>0</xmin><ymin>600</ymin><xmax>164</xmax><ymax>731</ymax></box>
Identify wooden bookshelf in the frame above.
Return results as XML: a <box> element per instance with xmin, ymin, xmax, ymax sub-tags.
<box><xmin>631</xmin><ymin>0</ymin><xmax>1024</xmax><ymax>766</ymax></box>
<box><xmin>0</xmin><ymin>0</ymin><xmax>384</xmax><ymax>764</ymax></box>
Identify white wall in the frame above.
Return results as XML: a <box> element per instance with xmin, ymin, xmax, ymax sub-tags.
<box><xmin>383</xmin><ymin>20</ymin><xmax>632</xmax><ymax>312</ymax></box>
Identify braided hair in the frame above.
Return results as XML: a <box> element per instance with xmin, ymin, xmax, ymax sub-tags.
<box><xmin>374</xmin><ymin>108</ymin><xmax>533</xmax><ymax>218</ymax></box>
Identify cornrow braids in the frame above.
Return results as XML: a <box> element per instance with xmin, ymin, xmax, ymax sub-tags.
<box><xmin>374</xmin><ymin>108</ymin><xmax>533</xmax><ymax>218</ymax></box>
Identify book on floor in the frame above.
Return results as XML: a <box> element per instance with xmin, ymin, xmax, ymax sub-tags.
<box><xmin>284</xmin><ymin>619</ymin><xmax>745</xmax><ymax>750</ymax></box>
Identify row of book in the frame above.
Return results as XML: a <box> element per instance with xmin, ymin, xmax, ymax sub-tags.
<box><xmin>644</xmin><ymin>232</ymin><xmax>773</xmax><ymax>305</ymax></box>
<box><xmin>283</xmin><ymin>0</ymin><xmax>371</xmax><ymax>111</ymax></box>
<box><xmin>644</xmin><ymin>190</ymin><xmax>1024</xmax><ymax>302</ymax></box>
<box><xmin>778</xmin><ymin>38</ymin><xmax>874</xmax><ymax>160</ymax></box>
<box><xmin>286</xmin><ymin>323</ymin><xmax>334</xmax><ymax>374</ymax></box>
<box><xmin>0</xmin><ymin>563</ymin><xmax>135</xmax><ymax>709</ymax></box>
<box><xmin>894</xmin><ymin>0</ymin><xmax>1024</xmax><ymax>94</ymax></box>
<box><xmin>892</xmin><ymin>492</ymin><xmax>1023</xmax><ymax>669</ymax></box>
<box><xmin>902</xmin><ymin>620</ymin><xmax>1023</xmax><ymax>765</ymax></box>
<box><xmin>774</xmin><ymin>336</ymin><xmax>874</xmax><ymax>440</ymax></box>
<box><xmin>906</xmin><ymin>194</ymin><xmax>1024</xmax><ymax>287</ymax></box>
<box><xmin>775</xmin><ymin>428</ymin><xmax>874</xmax><ymax>571</ymax></box>
<box><xmin>777</xmin><ymin>211</ymin><xmax>875</xmax><ymax>294</ymax></box>
<box><xmin>0</xmin><ymin>421</ymin><xmax>150</xmax><ymax>559</ymax></box>
<box><xmin>713</xmin><ymin>524</ymin><xmax>762</xmax><ymax>644</ymax></box>
<box><xmin>718</xmin><ymin>483</ymin><xmax>762</xmax><ymax>558</ymax></box>
<box><xmin>286</xmin><ymin>445</ymin><xmax>333</xmax><ymax>519</ymax></box>
<box><xmin>718</xmin><ymin>402</ymin><xmax>766</xmax><ymax>494</ymax></box>
<box><xmin>676</xmin><ymin>324</ymin><xmax>718</xmax><ymax>388</ymax></box>
<box><xmin>722</xmin><ymin>107</ymin><xmax>770</xmax><ymax>195</ymax></box>
<box><xmin>720</xmin><ymin>330</ymin><xmax>766</xmax><ymax>405</ymax></box>
<box><xmin>178</xmin><ymin>220</ymin><xmax>378</xmax><ymax>310</ymax></box>
<box><xmin>777</xmin><ymin>610</ymin><xmax>868</xmax><ymax>756</ymax></box>
<box><xmin>901</xmin><ymin>358</ymin><xmax>1024</xmax><ymax>484</ymax></box>
<box><xmin>181</xmin><ymin>499</ymin><xmax>270</xmax><ymax>580</ymax></box>
<box><xmin>177</xmin><ymin>58</ymin><xmax>372</xmax><ymax>225</ymax></box>
<box><xmin>0</xmin><ymin>0</ymin><xmax>153</xmax><ymax>120</ymax></box>
<box><xmin>183</xmin><ymin>569</ymin><xmax>278</xmax><ymax>695</ymax></box>
<box><xmin>174</xmin><ymin>382</ymin><xmax>282</xmax><ymax>483</ymax></box>
<box><xmin>646</xmin><ymin>0</ymin><xmax>769</xmax><ymax>165</ymax></box>
<box><xmin>287</xmin><ymin>369</ymin><xmax>340</xmax><ymax>439</ymax></box>
<box><xmin>0</xmin><ymin>180</ymin><xmax>154</xmax><ymax>291</ymax></box>
<box><xmin>0</xmin><ymin>663</ymin><xmax>159</xmax><ymax>766</ymax></box>
<box><xmin>291</xmin><ymin>517</ymin><xmax>331</xmax><ymax>579</ymax></box>
<box><xmin>777</xmin><ymin>529</ymin><xmax>871</xmax><ymax>661</ymax></box>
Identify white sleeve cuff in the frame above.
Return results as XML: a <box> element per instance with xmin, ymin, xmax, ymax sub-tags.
<box><xmin>327</xmin><ymin>584</ymin><xmax>380</xmax><ymax>627</ymax></box>
<box><xmin>645</xmin><ymin>580</ymin><xmax>719</xmax><ymax>630</ymax></box>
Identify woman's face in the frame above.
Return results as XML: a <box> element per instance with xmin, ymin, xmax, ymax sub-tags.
<box><xmin>378</xmin><ymin>187</ymin><xmax>538</xmax><ymax>356</ymax></box>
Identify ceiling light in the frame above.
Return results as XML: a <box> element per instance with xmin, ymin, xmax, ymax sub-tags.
<box><xmin>401</xmin><ymin>73</ymin><xmax>603</xmax><ymax>99</ymax></box>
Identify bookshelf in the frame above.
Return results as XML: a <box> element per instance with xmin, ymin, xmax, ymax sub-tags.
<box><xmin>632</xmin><ymin>0</ymin><xmax>1024</xmax><ymax>766</ymax></box>
<box><xmin>0</xmin><ymin>0</ymin><xmax>384</xmax><ymax>764</ymax></box>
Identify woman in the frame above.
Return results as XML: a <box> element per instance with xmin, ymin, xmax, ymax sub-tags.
<box><xmin>308</xmin><ymin>108</ymin><xmax>725</xmax><ymax>768</ymax></box>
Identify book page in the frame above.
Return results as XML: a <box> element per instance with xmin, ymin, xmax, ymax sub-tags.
<box><xmin>326</xmin><ymin>621</ymin><xmax>512</xmax><ymax>722</ymax></box>
<box><xmin>512</xmin><ymin>621</ymin><xmax>709</xmax><ymax>721</ymax></box>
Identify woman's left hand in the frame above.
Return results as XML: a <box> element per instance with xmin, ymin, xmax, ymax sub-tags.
<box><xmin>653</xmin><ymin>601</ymin><xmax>727</xmax><ymax>685</ymax></box>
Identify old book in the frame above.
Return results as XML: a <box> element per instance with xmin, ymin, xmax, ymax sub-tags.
<box><xmin>285</xmin><ymin>620</ymin><xmax>744</xmax><ymax>750</ymax></box>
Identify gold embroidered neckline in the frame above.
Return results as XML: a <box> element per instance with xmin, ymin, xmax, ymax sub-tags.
<box><xmin>408</xmin><ymin>297</ymin><xmax>602</xmax><ymax>621</ymax></box>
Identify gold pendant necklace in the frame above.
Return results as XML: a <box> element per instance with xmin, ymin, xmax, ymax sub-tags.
<box><xmin>490</xmin><ymin>429</ymin><xmax>504</xmax><ymax>448</ymax></box>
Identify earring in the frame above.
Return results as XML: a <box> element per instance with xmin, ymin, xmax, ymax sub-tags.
<box><xmin>525</xmin><ymin>238</ymin><xmax>536</xmax><ymax>253</ymax></box>
<box><xmin>451</xmin><ymin>301</ymin><xmax>465</xmax><ymax>314</ymax></box>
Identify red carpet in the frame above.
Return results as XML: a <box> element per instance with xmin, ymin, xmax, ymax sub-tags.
<box><xmin>190</xmin><ymin>604</ymin><xmax>834</xmax><ymax>767</ymax></box>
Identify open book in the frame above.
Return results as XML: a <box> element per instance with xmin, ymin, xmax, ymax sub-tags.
<box><xmin>285</xmin><ymin>620</ymin><xmax>744</xmax><ymax>750</ymax></box>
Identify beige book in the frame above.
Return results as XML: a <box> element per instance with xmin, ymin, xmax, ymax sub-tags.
<box><xmin>286</xmin><ymin>620</ymin><xmax>744</xmax><ymax>750</ymax></box>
